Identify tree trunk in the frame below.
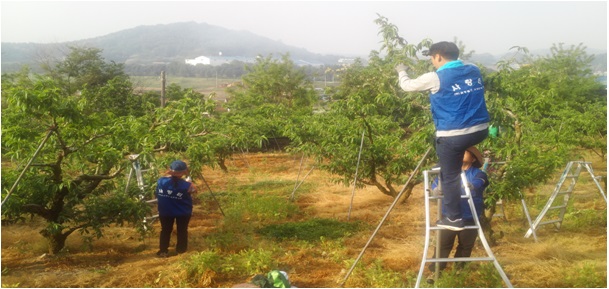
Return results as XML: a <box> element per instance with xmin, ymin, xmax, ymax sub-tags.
<box><xmin>42</xmin><ymin>229</ymin><xmax>69</xmax><ymax>255</ymax></box>
<box><xmin>482</xmin><ymin>205</ymin><xmax>502</xmax><ymax>246</ymax></box>
<box><xmin>217</xmin><ymin>157</ymin><xmax>228</xmax><ymax>173</ymax></box>
<box><xmin>396</xmin><ymin>182</ymin><xmax>417</xmax><ymax>204</ymax></box>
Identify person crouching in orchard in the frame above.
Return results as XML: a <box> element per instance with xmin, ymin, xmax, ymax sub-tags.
<box><xmin>429</xmin><ymin>146</ymin><xmax>488</xmax><ymax>277</ymax></box>
<box><xmin>395</xmin><ymin>41</ymin><xmax>489</xmax><ymax>231</ymax></box>
<box><xmin>155</xmin><ymin>160</ymin><xmax>197</xmax><ymax>257</ymax></box>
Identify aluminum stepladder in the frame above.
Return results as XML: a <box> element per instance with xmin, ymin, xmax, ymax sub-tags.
<box><xmin>415</xmin><ymin>168</ymin><xmax>513</xmax><ymax>288</ymax></box>
<box><xmin>126</xmin><ymin>154</ymin><xmax>159</xmax><ymax>230</ymax></box>
<box><xmin>524</xmin><ymin>161</ymin><xmax>607</xmax><ymax>239</ymax></box>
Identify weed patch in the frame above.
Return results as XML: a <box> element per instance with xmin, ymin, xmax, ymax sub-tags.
<box><xmin>181</xmin><ymin>248</ymin><xmax>278</xmax><ymax>287</ymax></box>
<box><xmin>564</xmin><ymin>262</ymin><xmax>607</xmax><ymax>288</ymax></box>
<box><xmin>343</xmin><ymin>259</ymin><xmax>407</xmax><ymax>287</ymax></box>
<box><xmin>421</xmin><ymin>263</ymin><xmax>505</xmax><ymax>288</ymax></box>
<box><xmin>257</xmin><ymin>218</ymin><xmax>362</xmax><ymax>241</ymax></box>
<box><xmin>562</xmin><ymin>208</ymin><xmax>607</xmax><ymax>230</ymax></box>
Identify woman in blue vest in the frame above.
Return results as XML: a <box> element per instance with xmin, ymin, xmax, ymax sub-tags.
<box><xmin>429</xmin><ymin>146</ymin><xmax>488</xmax><ymax>274</ymax></box>
<box><xmin>155</xmin><ymin>160</ymin><xmax>197</xmax><ymax>257</ymax></box>
<box><xmin>395</xmin><ymin>41</ymin><xmax>489</xmax><ymax>231</ymax></box>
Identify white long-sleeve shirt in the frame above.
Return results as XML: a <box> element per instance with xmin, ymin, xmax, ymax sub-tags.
<box><xmin>398</xmin><ymin>70</ymin><xmax>440</xmax><ymax>94</ymax></box>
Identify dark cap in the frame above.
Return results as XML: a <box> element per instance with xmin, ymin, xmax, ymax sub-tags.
<box><xmin>166</xmin><ymin>160</ymin><xmax>189</xmax><ymax>177</ymax></box>
<box><xmin>423</xmin><ymin>41</ymin><xmax>460</xmax><ymax>60</ymax></box>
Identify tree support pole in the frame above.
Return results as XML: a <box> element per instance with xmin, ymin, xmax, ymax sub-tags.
<box><xmin>200</xmin><ymin>174</ymin><xmax>226</xmax><ymax>216</ymax></box>
<box><xmin>339</xmin><ymin>147</ymin><xmax>432</xmax><ymax>287</ymax></box>
<box><xmin>2</xmin><ymin>128</ymin><xmax>54</xmax><ymax>208</ymax></box>
<box><xmin>290</xmin><ymin>166</ymin><xmax>315</xmax><ymax>201</ymax></box>
<box><xmin>348</xmin><ymin>130</ymin><xmax>366</xmax><ymax>221</ymax></box>
<box><xmin>290</xmin><ymin>154</ymin><xmax>305</xmax><ymax>200</ymax></box>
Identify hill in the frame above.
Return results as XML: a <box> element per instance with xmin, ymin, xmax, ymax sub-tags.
<box><xmin>1</xmin><ymin>22</ymin><xmax>344</xmax><ymax>73</ymax></box>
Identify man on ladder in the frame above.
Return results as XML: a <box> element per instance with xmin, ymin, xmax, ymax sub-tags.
<box><xmin>394</xmin><ymin>43</ymin><xmax>512</xmax><ymax>287</ymax></box>
<box><xmin>395</xmin><ymin>41</ymin><xmax>490</xmax><ymax>231</ymax></box>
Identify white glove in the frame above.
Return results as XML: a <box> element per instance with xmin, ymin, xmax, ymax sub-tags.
<box><xmin>395</xmin><ymin>64</ymin><xmax>408</xmax><ymax>74</ymax></box>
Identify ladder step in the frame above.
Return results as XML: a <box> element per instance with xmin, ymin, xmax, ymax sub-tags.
<box><xmin>430</xmin><ymin>225</ymin><xmax>479</xmax><ymax>231</ymax></box>
<box><xmin>145</xmin><ymin>199</ymin><xmax>158</xmax><ymax>204</ymax></box>
<box><xmin>565</xmin><ymin>175</ymin><xmax>578</xmax><ymax>178</ymax></box>
<box><xmin>548</xmin><ymin>205</ymin><xmax>567</xmax><ymax>210</ymax></box>
<box><xmin>428</xmin><ymin>195</ymin><xmax>471</xmax><ymax>200</ymax></box>
<box><xmin>557</xmin><ymin>190</ymin><xmax>572</xmax><ymax>195</ymax></box>
<box><xmin>144</xmin><ymin>214</ymin><xmax>159</xmax><ymax>221</ymax></box>
<box><xmin>539</xmin><ymin>219</ymin><xmax>561</xmax><ymax>226</ymax></box>
<box><xmin>425</xmin><ymin>257</ymin><xmax>495</xmax><ymax>263</ymax></box>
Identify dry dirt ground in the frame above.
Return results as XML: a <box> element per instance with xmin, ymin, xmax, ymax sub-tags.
<box><xmin>1</xmin><ymin>152</ymin><xmax>606</xmax><ymax>287</ymax></box>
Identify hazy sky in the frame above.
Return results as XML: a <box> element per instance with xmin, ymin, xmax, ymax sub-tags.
<box><xmin>1</xmin><ymin>1</ymin><xmax>607</xmax><ymax>56</ymax></box>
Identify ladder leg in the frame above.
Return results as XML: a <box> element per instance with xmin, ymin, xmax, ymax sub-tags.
<box><xmin>525</xmin><ymin>162</ymin><xmax>574</xmax><ymax>238</ymax></box>
<box><xmin>555</xmin><ymin>163</ymin><xmax>582</xmax><ymax>229</ymax></box>
<box><xmin>415</xmin><ymin>171</ymin><xmax>433</xmax><ymax>288</ymax></box>
<box><xmin>461</xmin><ymin>172</ymin><xmax>513</xmax><ymax>288</ymax></box>
<box><xmin>583</xmin><ymin>163</ymin><xmax>607</xmax><ymax>202</ymax></box>
<box><xmin>520</xmin><ymin>196</ymin><xmax>538</xmax><ymax>242</ymax></box>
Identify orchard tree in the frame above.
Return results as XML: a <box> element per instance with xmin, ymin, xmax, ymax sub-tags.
<box><xmin>225</xmin><ymin>54</ymin><xmax>318</xmax><ymax>150</ymax></box>
<box><xmin>482</xmin><ymin>44</ymin><xmax>607</xmax><ymax>221</ymax></box>
<box><xmin>139</xmin><ymin>88</ymin><xmax>229</xmax><ymax>174</ymax></box>
<box><xmin>41</xmin><ymin>46</ymin><xmax>141</xmax><ymax>117</ymax></box>
<box><xmin>286</xmin><ymin>15</ymin><xmax>436</xmax><ymax>200</ymax></box>
<box><xmin>0</xmin><ymin>54</ymin><xmax>220</xmax><ymax>254</ymax></box>
<box><xmin>42</xmin><ymin>46</ymin><xmax>127</xmax><ymax>95</ymax></box>
<box><xmin>1</xmin><ymin>72</ymin><xmax>150</xmax><ymax>254</ymax></box>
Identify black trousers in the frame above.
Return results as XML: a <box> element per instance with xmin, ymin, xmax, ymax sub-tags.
<box><xmin>159</xmin><ymin>215</ymin><xmax>191</xmax><ymax>254</ymax></box>
<box><xmin>435</xmin><ymin>129</ymin><xmax>488</xmax><ymax>219</ymax></box>
<box><xmin>430</xmin><ymin>220</ymin><xmax>478</xmax><ymax>271</ymax></box>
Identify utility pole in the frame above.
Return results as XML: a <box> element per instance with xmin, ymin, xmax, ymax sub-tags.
<box><xmin>160</xmin><ymin>70</ymin><xmax>166</xmax><ymax>107</ymax></box>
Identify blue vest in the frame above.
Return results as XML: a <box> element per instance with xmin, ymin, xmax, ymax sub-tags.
<box><xmin>430</xmin><ymin>62</ymin><xmax>490</xmax><ymax>134</ymax></box>
<box><xmin>156</xmin><ymin>177</ymin><xmax>193</xmax><ymax>217</ymax></box>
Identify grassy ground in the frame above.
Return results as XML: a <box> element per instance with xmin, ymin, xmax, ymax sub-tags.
<box><xmin>1</xmin><ymin>152</ymin><xmax>606</xmax><ymax>287</ymax></box>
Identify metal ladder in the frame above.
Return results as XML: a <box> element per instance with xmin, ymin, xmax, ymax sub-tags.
<box><xmin>415</xmin><ymin>168</ymin><xmax>513</xmax><ymax>288</ymax></box>
<box><xmin>126</xmin><ymin>154</ymin><xmax>159</xmax><ymax>229</ymax></box>
<box><xmin>524</xmin><ymin>161</ymin><xmax>606</xmax><ymax>238</ymax></box>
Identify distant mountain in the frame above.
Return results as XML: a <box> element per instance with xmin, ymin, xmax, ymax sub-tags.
<box><xmin>1</xmin><ymin>22</ymin><xmax>345</xmax><ymax>72</ymax></box>
<box><xmin>2</xmin><ymin>22</ymin><xmax>606</xmax><ymax>74</ymax></box>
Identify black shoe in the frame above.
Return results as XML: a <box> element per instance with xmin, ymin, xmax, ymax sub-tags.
<box><xmin>156</xmin><ymin>251</ymin><xmax>169</xmax><ymax>258</ymax></box>
<box><xmin>436</xmin><ymin>217</ymin><xmax>465</xmax><ymax>231</ymax></box>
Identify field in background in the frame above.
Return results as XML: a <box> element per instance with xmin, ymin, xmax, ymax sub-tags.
<box><xmin>130</xmin><ymin>76</ymin><xmax>337</xmax><ymax>102</ymax></box>
<box><xmin>1</xmin><ymin>152</ymin><xmax>606</xmax><ymax>287</ymax></box>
